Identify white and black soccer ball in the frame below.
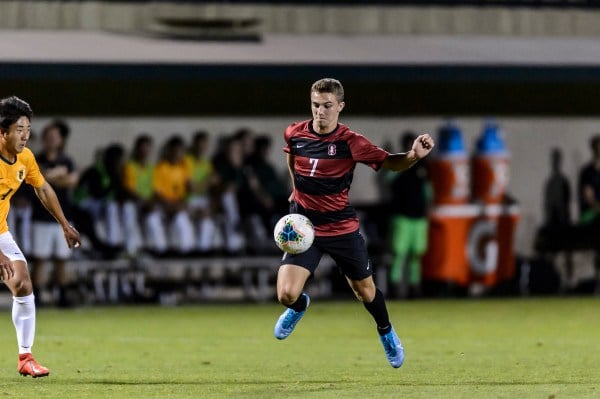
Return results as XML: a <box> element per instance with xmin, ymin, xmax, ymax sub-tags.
<box><xmin>273</xmin><ymin>213</ymin><xmax>315</xmax><ymax>254</ymax></box>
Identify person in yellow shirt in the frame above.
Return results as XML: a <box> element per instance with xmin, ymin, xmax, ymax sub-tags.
<box><xmin>153</xmin><ymin>135</ymin><xmax>195</xmax><ymax>253</ymax></box>
<box><xmin>0</xmin><ymin>96</ymin><xmax>80</xmax><ymax>377</ymax></box>
<box><xmin>122</xmin><ymin>134</ymin><xmax>167</xmax><ymax>255</ymax></box>
<box><xmin>186</xmin><ymin>131</ymin><xmax>217</xmax><ymax>253</ymax></box>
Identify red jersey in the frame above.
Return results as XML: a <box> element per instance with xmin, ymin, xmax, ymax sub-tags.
<box><xmin>283</xmin><ymin>120</ymin><xmax>389</xmax><ymax>236</ymax></box>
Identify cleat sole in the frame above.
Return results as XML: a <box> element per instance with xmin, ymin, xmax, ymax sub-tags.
<box><xmin>19</xmin><ymin>372</ymin><xmax>49</xmax><ymax>378</ymax></box>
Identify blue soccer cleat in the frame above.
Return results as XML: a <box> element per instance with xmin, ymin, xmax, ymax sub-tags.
<box><xmin>379</xmin><ymin>326</ymin><xmax>405</xmax><ymax>368</ymax></box>
<box><xmin>274</xmin><ymin>293</ymin><xmax>310</xmax><ymax>340</ymax></box>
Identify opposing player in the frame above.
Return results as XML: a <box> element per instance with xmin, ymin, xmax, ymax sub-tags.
<box><xmin>0</xmin><ymin>96</ymin><xmax>80</xmax><ymax>377</ymax></box>
<box><xmin>273</xmin><ymin>78</ymin><xmax>434</xmax><ymax>368</ymax></box>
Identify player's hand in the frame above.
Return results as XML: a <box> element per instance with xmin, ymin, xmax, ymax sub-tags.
<box><xmin>412</xmin><ymin>133</ymin><xmax>435</xmax><ymax>159</ymax></box>
<box><xmin>63</xmin><ymin>225</ymin><xmax>81</xmax><ymax>249</ymax></box>
<box><xmin>0</xmin><ymin>253</ymin><xmax>15</xmax><ymax>282</ymax></box>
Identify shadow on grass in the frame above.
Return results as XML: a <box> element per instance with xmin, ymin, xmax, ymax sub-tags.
<box><xmin>70</xmin><ymin>379</ymin><xmax>593</xmax><ymax>387</ymax></box>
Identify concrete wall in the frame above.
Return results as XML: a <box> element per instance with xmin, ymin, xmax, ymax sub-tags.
<box><xmin>1</xmin><ymin>1</ymin><xmax>600</xmax><ymax>36</ymax></box>
<box><xmin>28</xmin><ymin>115</ymin><xmax>599</xmax><ymax>257</ymax></box>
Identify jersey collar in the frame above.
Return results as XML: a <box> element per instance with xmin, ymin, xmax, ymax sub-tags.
<box><xmin>0</xmin><ymin>153</ymin><xmax>16</xmax><ymax>165</ymax></box>
<box><xmin>308</xmin><ymin>120</ymin><xmax>339</xmax><ymax>137</ymax></box>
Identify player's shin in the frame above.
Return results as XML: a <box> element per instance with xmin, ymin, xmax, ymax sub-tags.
<box><xmin>363</xmin><ymin>289</ymin><xmax>392</xmax><ymax>335</ymax></box>
<box><xmin>12</xmin><ymin>293</ymin><xmax>36</xmax><ymax>353</ymax></box>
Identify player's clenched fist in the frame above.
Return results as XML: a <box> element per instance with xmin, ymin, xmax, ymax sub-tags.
<box><xmin>63</xmin><ymin>224</ymin><xmax>81</xmax><ymax>249</ymax></box>
<box><xmin>412</xmin><ymin>134</ymin><xmax>435</xmax><ymax>159</ymax></box>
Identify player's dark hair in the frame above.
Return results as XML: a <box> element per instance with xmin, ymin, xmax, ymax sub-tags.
<box><xmin>161</xmin><ymin>135</ymin><xmax>185</xmax><ymax>161</ymax></box>
<box><xmin>190</xmin><ymin>131</ymin><xmax>209</xmax><ymax>158</ymax></box>
<box><xmin>102</xmin><ymin>143</ymin><xmax>125</xmax><ymax>177</ymax></box>
<box><xmin>103</xmin><ymin>143</ymin><xmax>125</xmax><ymax>165</ymax></box>
<box><xmin>311</xmin><ymin>78</ymin><xmax>344</xmax><ymax>102</ymax></box>
<box><xmin>167</xmin><ymin>135</ymin><xmax>185</xmax><ymax>151</ymax></box>
<box><xmin>192</xmin><ymin>130</ymin><xmax>208</xmax><ymax>145</ymax></box>
<box><xmin>132</xmin><ymin>134</ymin><xmax>153</xmax><ymax>160</ymax></box>
<box><xmin>52</xmin><ymin>119</ymin><xmax>70</xmax><ymax>140</ymax></box>
<box><xmin>0</xmin><ymin>96</ymin><xmax>33</xmax><ymax>131</ymax></box>
<box><xmin>550</xmin><ymin>147</ymin><xmax>563</xmax><ymax>172</ymax></box>
<box><xmin>41</xmin><ymin>119</ymin><xmax>71</xmax><ymax>141</ymax></box>
<box><xmin>233</xmin><ymin>127</ymin><xmax>252</xmax><ymax>141</ymax></box>
<box><xmin>254</xmin><ymin>135</ymin><xmax>271</xmax><ymax>151</ymax></box>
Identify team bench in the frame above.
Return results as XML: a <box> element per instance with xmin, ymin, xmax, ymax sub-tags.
<box><xmin>70</xmin><ymin>255</ymin><xmax>335</xmax><ymax>305</ymax></box>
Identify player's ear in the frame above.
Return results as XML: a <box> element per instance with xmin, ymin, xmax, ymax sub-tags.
<box><xmin>338</xmin><ymin>101</ymin><xmax>345</xmax><ymax>112</ymax></box>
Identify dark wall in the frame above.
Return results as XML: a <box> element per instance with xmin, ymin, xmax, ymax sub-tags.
<box><xmin>2</xmin><ymin>62</ymin><xmax>599</xmax><ymax>116</ymax></box>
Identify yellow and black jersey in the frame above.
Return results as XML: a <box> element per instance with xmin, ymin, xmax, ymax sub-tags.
<box><xmin>0</xmin><ymin>147</ymin><xmax>45</xmax><ymax>233</ymax></box>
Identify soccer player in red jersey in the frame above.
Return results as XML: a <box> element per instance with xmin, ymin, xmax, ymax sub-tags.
<box><xmin>273</xmin><ymin>78</ymin><xmax>434</xmax><ymax>368</ymax></box>
<box><xmin>0</xmin><ymin>97</ymin><xmax>81</xmax><ymax>377</ymax></box>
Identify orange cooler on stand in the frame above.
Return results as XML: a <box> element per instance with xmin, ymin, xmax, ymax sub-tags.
<box><xmin>424</xmin><ymin>205</ymin><xmax>478</xmax><ymax>286</ymax></box>
<box><xmin>423</xmin><ymin>123</ymin><xmax>472</xmax><ymax>285</ymax></box>
<box><xmin>423</xmin><ymin>121</ymin><xmax>520</xmax><ymax>290</ymax></box>
<box><xmin>472</xmin><ymin>121</ymin><xmax>510</xmax><ymax>205</ymax></box>
<box><xmin>428</xmin><ymin>123</ymin><xmax>470</xmax><ymax>206</ymax></box>
<box><xmin>469</xmin><ymin>121</ymin><xmax>518</xmax><ymax>287</ymax></box>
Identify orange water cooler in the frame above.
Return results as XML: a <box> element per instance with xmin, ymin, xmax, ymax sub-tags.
<box><xmin>468</xmin><ymin>121</ymin><xmax>519</xmax><ymax>287</ymax></box>
<box><xmin>423</xmin><ymin>123</ymin><xmax>473</xmax><ymax>286</ymax></box>
<box><xmin>423</xmin><ymin>121</ymin><xmax>520</xmax><ymax>289</ymax></box>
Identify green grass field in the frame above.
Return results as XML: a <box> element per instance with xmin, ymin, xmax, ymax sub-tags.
<box><xmin>0</xmin><ymin>298</ymin><xmax>598</xmax><ymax>399</ymax></box>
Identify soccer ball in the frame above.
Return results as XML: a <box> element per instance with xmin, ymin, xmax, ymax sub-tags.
<box><xmin>273</xmin><ymin>213</ymin><xmax>315</xmax><ymax>254</ymax></box>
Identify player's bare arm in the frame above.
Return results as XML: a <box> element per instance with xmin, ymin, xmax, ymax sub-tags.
<box><xmin>287</xmin><ymin>153</ymin><xmax>296</xmax><ymax>202</ymax></box>
<box><xmin>33</xmin><ymin>181</ymin><xmax>81</xmax><ymax>248</ymax></box>
<box><xmin>382</xmin><ymin>134</ymin><xmax>435</xmax><ymax>172</ymax></box>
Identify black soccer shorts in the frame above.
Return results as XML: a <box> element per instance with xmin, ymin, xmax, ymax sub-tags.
<box><xmin>280</xmin><ymin>230</ymin><xmax>373</xmax><ymax>281</ymax></box>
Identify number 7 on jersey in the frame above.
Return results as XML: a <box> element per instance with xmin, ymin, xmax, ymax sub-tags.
<box><xmin>309</xmin><ymin>158</ymin><xmax>319</xmax><ymax>176</ymax></box>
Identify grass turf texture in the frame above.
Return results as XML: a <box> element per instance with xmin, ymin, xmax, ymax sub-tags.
<box><xmin>0</xmin><ymin>298</ymin><xmax>598</xmax><ymax>399</ymax></box>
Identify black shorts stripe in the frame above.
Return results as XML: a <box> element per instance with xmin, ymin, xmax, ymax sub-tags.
<box><xmin>290</xmin><ymin>139</ymin><xmax>351</xmax><ymax>159</ymax></box>
<box><xmin>291</xmin><ymin>201</ymin><xmax>357</xmax><ymax>226</ymax></box>
<box><xmin>294</xmin><ymin>172</ymin><xmax>354</xmax><ymax>195</ymax></box>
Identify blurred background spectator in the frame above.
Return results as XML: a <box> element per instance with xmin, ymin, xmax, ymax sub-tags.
<box><xmin>186</xmin><ymin>130</ymin><xmax>218</xmax><ymax>254</ymax></box>
<box><xmin>388</xmin><ymin>131</ymin><xmax>432</xmax><ymax>298</ymax></box>
<box><xmin>578</xmin><ymin>135</ymin><xmax>600</xmax><ymax>226</ymax></box>
<box><xmin>122</xmin><ymin>134</ymin><xmax>165</xmax><ymax>256</ymax></box>
<box><xmin>577</xmin><ymin>135</ymin><xmax>600</xmax><ymax>293</ymax></box>
<box><xmin>212</xmin><ymin>134</ymin><xmax>245</xmax><ymax>254</ymax></box>
<box><xmin>241</xmin><ymin>134</ymin><xmax>288</xmax><ymax>253</ymax></box>
<box><xmin>153</xmin><ymin>135</ymin><xmax>195</xmax><ymax>255</ymax></box>
<box><xmin>30</xmin><ymin>121</ymin><xmax>78</xmax><ymax>307</ymax></box>
<box><xmin>74</xmin><ymin>144</ymin><xmax>126</xmax><ymax>257</ymax></box>
<box><xmin>544</xmin><ymin>148</ymin><xmax>572</xmax><ymax>228</ymax></box>
<box><xmin>540</xmin><ymin>147</ymin><xmax>574</xmax><ymax>282</ymax></box>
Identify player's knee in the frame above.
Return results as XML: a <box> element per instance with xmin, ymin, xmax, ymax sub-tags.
<box><xmin>277</xmin><ymin>289</ymin><xmax>300</xmax><ymax>306</ymax></box>
<box><xmin>353</xmin><ymin>285</ymin><xmax>376</xmax><ymax>303</ymax></box>
<box><xmin>11</xmin><ymin>277</ymin><xmax>32</xmax><ymax>297</ymax></box>
<box><xmin>353</xmin><ymin>291</ymin><xmax>367</xmax><ymax>302</ymax></box>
